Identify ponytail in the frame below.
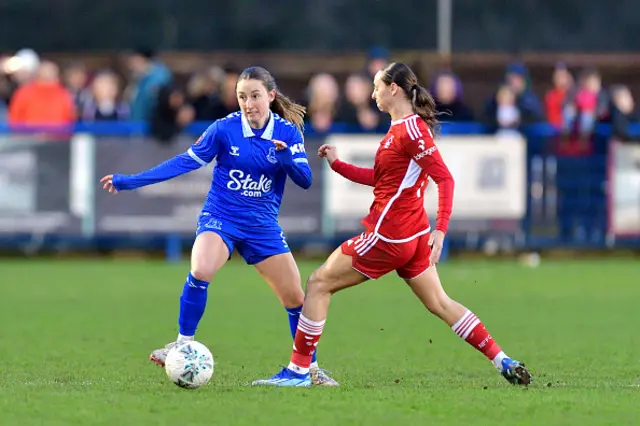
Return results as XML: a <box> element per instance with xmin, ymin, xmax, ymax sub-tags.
<box><xmin>410</xmin><ymin>85</ymin><xmax>440</xmax><ymax>136</ymax></box>
<box><xmin>271</xmin><ymin>90</ymin><xmax>306</xmax><ymax>133</ymax></box>
<box><xmin>378</xmin><ymin>62</ymin><xmax>441</xmax><ymax>136</ymax></box>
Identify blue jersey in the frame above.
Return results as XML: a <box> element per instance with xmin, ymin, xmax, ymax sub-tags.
<box><xmin>189</xmin><ymin>112</ymin><xmax>310</xmax><ymax>228</ymax></box>
<box><xmin>112</xmin><ymin>111</ymin><xmax>312</xmax><ymax>231</ymax></box>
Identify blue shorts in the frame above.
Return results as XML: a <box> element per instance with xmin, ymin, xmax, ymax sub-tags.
<box><xmin>195</xmin><ymin>212</ymin><xmax>290</xmax><ymax>265</ymax></box>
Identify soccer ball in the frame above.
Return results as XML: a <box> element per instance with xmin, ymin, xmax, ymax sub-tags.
<box><xmin>165</xmin><ymin>340</ymin><xmax>214</xmax><ymax>389</ymax></box>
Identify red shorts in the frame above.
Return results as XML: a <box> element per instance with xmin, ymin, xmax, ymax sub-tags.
<box><xmin>341</xmin><ymin>231</ymin><xmax>432</xmax><ymax>280</ymax></box>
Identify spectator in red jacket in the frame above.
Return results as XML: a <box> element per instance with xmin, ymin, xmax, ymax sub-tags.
<box><xmin>563</xmin><ymin>69</ymin><xmax>609</xmax><ymax>138</ymax></box>
<box><xmin>8</xmin><ymin>61</ymin><xmax>75</xmax><ymax>126</ymax></box>
<box><xmin>545</xmin><ymin>63</ymin><xmax>574</xmax><ymax>129</ymax></box>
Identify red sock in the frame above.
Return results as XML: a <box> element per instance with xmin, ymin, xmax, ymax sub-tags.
<box><xmin>288</xmin><ymin>314</ymin><xmax>325</xmax><ymax>374</ymax></box>
<box><xmin>452</xmin><ymin>310</ymin><xmax>502</xmax><ymax>361</ymax></box>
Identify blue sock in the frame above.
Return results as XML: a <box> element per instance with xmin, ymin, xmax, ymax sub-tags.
<box><xmin>286</xmin><ymin>305</ymin><xmax>317</xmax><ymax>364</ymax></box>
<box><xmin>178</xmin><ymin>273</ymin><xmax>210</xmax><ymax>336</ymax></box>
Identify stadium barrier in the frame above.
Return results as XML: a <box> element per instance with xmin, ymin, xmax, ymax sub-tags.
<box><xmin>608</xmin><ymin>140</ymin><xmax>640</xmax><ymax>238</ymax></box>
<box><xmin>0</xmin><ymin>122</ymin><xmax>638</xmax><ymax>258</ymax></box>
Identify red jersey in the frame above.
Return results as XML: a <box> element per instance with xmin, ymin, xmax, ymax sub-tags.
<box><xmin>331</xmin><ymin>114</ymin><xmax>454</xmax><ymax>243</ymax></box>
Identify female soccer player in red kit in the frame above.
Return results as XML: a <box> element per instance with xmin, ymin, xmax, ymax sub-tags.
<box><xmin>254</xmin><ymin>62</ymin><xmax>532</xmax><ymax>387</ymax></box>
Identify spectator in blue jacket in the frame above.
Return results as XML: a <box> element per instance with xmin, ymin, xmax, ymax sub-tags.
<box><xmin>503</xmin><ymin>62</ymin><xmax>543</xmax><ymax>120</ymax></box>
<box><xmin>125</xmin><ymin>47</ymin><xmax>172</xmax><ymax>121</ymax></box>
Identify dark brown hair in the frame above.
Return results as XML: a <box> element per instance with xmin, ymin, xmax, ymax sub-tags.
<box><xmin>238</xmin><ymin>66</ymin><xmax>306</xmax><ymax>133</ymax></box>
<box><xmin>379</xmin><ymin>62</ymin><xmax>439</xmax><ymax>135</ymax></box>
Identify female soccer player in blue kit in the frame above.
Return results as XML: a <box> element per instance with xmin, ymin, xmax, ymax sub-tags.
<box><xmin>100</xmin><ymin>67</ymin><xmax>338</xmax><ymax>386</ymax></box>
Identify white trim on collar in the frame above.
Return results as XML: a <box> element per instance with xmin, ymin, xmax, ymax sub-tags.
<box><xmin>241</xmin><ymin>111</ymin><xmax>275</xmax><ymax>140</ymax></box>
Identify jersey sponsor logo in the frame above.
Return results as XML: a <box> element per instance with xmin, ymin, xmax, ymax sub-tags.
<box><xmin>418</xmin><ymin>139</ymin><xmax>426</xmax><ymax>150</ymax></box>
<box><xmin>226</xmin><ymin>169</ymin><xmax>273</xmax><ymax>197</ymax></box>
<box><xmin>413</xmin><ymin>145</ymin><xmax>437</xmax><ymax>161</ymax></box>
<box><xmin>289</xmin><ymin>142</ymin><xmax>306</xmax><ymax>155</ymax></box>
<box><xmin>384</xmin><ymin>136</ymin><xmax>394</xmax><ymax>148</ymax></box>
<box><xmin>266</xmin><ymin>147</ymin><xmax>278</xmax><ymax>164</ymax></box>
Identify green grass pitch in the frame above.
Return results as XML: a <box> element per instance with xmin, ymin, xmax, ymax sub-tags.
<box><xmin>0</xmin><ymin>257</ymin><xmax>639</xmax><ymax>425</ymax></box>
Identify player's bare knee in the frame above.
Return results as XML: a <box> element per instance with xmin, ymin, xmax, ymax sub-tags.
<box><xmin>306</xmin><ymin>268</ymin><xmax>331</xmax><ymax>296</ymax></box>
<box><xmin>277</xmin><ymin>274</ymin><xmax>305</xmax><ymax>308</ymax></box>
<box><xmin>282</xmin><ymin>290</ymin><xmax>305</xmax><ymax>309</ymax></box>
<box><xmin>190</xmin><ymin>252</ymin><xmax>224</xmax><ymax>282</ymax></box>
<box><xmin>305</xmin><ymin>271</ymin><xmax>320</xmax><ymax>294</ymax></box>
<box><xmin>190</xmin><ymin>267</ymin><xmax>215</xmax><ymax>283</ymax></box>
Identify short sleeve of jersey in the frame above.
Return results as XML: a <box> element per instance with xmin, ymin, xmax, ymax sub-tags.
<box><xmin>187</xmin><ymin>121</ymin><xmax>220</xmax><ymax>165</ymax></box>
<box><xmin>286</xmin><ymin>126</ymin><xmax>309</xmax><ymax>165</ymax></box>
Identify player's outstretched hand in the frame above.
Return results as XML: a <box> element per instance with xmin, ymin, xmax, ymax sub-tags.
<box><xmin>428</xmin><ymin>230</ymin><xmax>445</xmax><ymax>265</ymax></box>
<box><xmin>100</xmin><ymin>175</ymin><xmax>118</xmax><ymax>194</ymax></box>
<box><xmin>317</xmin><ymin>144</ymin><xmax>338</xmax><ymax>165</ymax></box>
<box><xmin>272</xmin><ymin>140</ymin><xmax>288</xmax><ymax>151</ymax></box>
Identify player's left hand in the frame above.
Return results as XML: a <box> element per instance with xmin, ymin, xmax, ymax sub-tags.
<box><xmin>272</xmin><ymin>140</ymin><xmax>288</xmax><ymax>151</ymax></box>
<box><xmin>428</xmin><ymin>230</ymin><xmax>446</xmax><ymax>265</ymax></box>
<box><xmin>100</xmin><ymin>175</ymin><xmax>118</xmax><ymax>194</ymax></box>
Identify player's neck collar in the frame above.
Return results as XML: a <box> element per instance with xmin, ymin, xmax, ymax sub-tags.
<box><xmin>241</xmin><ymin>111</ymin><xmax>275</xmax><ymax>140</ymax></box>
<box><xmin>391</xmin><ymin>113</ymin><xmax>419</xmax><ymax>126</ymax></box>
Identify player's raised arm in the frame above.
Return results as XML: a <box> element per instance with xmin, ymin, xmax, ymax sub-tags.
<box><xmin>263</xmin><ymin>93</ymin><xmax>311</xmax><ymax>189</ymax></box>
<box><xmin>273</xmin><ymin>124</ymin><xmax>313</xmax><ymax>189</ymax></box>
<box><xmin>103</xmin><ymin>122</ymin><xmax>221</xmax><ymax>193</ymax></box>
<box><xmin>403</xmin><ymin>122</ymin><xmax>454</xmax><ymax>234</ymax></box>
<box><xmin>319</xmin><ymin>144</ymin><xmax>375</xmax><ymax>186</ymax></box>
<box><xmin>273</xmin><ymin>139</ymin><xmax>311</xmax><ymax>189</ymax></box>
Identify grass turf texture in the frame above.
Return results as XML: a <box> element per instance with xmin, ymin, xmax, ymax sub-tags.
<box><xmin>0</xmin><ymin>258</ymin><xmax>638</xmax><ymax>425</ymax></box>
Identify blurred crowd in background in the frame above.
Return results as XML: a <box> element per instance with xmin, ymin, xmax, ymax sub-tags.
<box><xmin>1</xmin><ymin>46</ymin><xmax>639</xmax><ymax>150</ymax></box>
